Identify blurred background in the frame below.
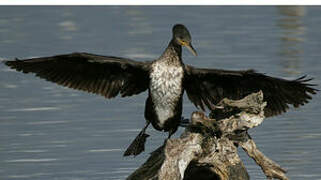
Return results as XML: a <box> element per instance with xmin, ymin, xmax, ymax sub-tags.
<box><xmin>0</xmin><ymin>6</ymin><xmax>320</xmax><ymax>180</ymax></box>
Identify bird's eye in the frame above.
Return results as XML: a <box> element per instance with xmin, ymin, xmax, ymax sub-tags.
<box><xmin>179</xmin><ymin>39</ymin><xmax>186</xmax><ymax>44</ymax></box>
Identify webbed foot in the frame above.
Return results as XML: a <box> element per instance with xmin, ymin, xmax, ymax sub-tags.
<box><xmin>123</xmin><ymin>131</ymin><xmax>149</xmax><ymax>156</ymax></box>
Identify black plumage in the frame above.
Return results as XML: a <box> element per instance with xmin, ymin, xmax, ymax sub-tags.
<box><xmin>7</xmin><ymin>53</ymin><xmax>151</xmax><ymax>98</ymax></box>
<box><xmin>4</xmin><ymin>24</ymin><xmax>317</xmax><ymax>156</ymax></box>
<box><xmin>184</xmin><ymin>66</ymin><xmax>316</xmax><ymax>117</ymax></box>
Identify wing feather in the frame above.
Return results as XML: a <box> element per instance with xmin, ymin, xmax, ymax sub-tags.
<box><xmin>184</xmin><ymin>65</ymin><xmax>317</xmax><ymax>117</ymax></box>
<box><xmin>5</xmin><ymin>52</ymin><xmax>151</xmax><ymax>99</ymax></box>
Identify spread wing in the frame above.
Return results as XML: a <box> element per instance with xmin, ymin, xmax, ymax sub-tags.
<box><xmin>184</xmin><ymin>65</ymin><xmax>317</xmax><ymax>117</ymax></box>
<box><xmin>5</xmin><ymin>52</ymin><xmax>151</xmax><ymax>98</ymax></box>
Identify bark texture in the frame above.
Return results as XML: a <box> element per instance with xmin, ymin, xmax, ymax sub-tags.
<box><xmin>127</xmin><ymin>91</ymin><xmax>288</xmax><ymax>180</ymax></box>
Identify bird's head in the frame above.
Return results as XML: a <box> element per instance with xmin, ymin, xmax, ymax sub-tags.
<box><xmin>172</xmin><ymin>24</ymin><xmax>197</xmax><ymax>56</ymax></box>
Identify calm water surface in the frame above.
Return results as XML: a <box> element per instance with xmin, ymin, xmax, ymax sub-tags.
<box><xmin>0</xmin><ymin>6</ymin><xmax>321</xmax><ymax>180</ymax></box>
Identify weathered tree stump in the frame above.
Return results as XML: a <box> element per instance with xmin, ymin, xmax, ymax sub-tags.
<box><xmin>127</xmin><ymin>91</ymin><xmax>288</xmax><ymax>180</ymax></box>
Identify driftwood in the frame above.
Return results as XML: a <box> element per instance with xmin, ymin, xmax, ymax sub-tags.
<box><xmin>127</xmin><ymin>91</ymin><xmax>288</xmax><ymax>180</ymax></box>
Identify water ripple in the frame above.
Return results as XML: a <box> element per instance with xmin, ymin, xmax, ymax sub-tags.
<box><xmin>27</xmin><ymin>120</ymin><xmax>69</xmax><ymax>125</ymax></box>
<box><xmin>88</xmin><ymin>148</ymin><xmax>121</xmax><ymax>153</ymax></box>
<box><xmin>6</xmin><ymin>107</ymin><xmax>60</xmax><ymax>112</ymax></box>
<box><xmin>5</xmin><ymin>158</ymin><xmax>58</xmax><ymax>163</ymax></box>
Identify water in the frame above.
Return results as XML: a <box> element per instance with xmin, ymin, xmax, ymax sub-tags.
<box><xmin>0</xmin><ymin>6</ymin><xmax>321</xmax><ymax>180</ymax></box>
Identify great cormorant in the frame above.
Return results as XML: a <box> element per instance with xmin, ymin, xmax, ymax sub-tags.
<box><xmin>4</xmin><ymin>24</ymin><xmax>317</xmax><ymax>156</ymax></box>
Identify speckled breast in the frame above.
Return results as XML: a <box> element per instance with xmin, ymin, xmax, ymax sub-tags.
<box><xmin>149</xmin><ymin>61</ymin><xmax>184</xmax><ymax>128</ymax></box>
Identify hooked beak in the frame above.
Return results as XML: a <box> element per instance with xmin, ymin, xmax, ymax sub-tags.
<box><xmin>177</xmin><ymin>39</ymin><xmax>198</xmax><ymax>56</ymax></box>
<box><xmin>185</xmin><ymin>43</ymin><xmax>198</xmax><ymax>56</ymax></box>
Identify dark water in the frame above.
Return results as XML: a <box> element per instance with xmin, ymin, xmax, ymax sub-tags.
<box><xmin>1</xmin><ymin>6</ymin><xmax>321</xmax><ymax>180</ymax></box>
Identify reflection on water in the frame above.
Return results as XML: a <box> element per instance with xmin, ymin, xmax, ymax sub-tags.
<box><xmin>58</xmin><ymin>21</ymin><xmax>78</xmax><ymax>32</ymax></box>
<box><xmin>122</xmin><ymin>7</ymin><xmax>158</xmax><ymax>60</ymax></box>
<box><xmin>125</xmin><ymin>8</ymin><xmax>153</xmax><ymax>36</ymax></box>
<box><xmin>277</xmin><ymin>6</ymin><xmax>305</xmax><ymax>75</ymax></box>
<box><xmin>58</xmin><ymin>10</ymin><xmax>79</xmax><ymax>40</ymax></box>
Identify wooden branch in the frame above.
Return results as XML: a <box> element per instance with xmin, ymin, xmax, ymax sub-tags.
<box><xmin>127</xmin><ymin>91</ymin><xmax>288</xmax><ymax>180</ymax></box>
<box><xmin>239</xmin><ymin>134</ymin><xmax>288</xmax><ymax>180</ymax></box>
<box><xmin>127</xmin><ymin>112</ymin><xmax>249</xmax><ymax>180</ymax></box>
<box><xmin>210</xmin><ymin>90</ymin><xmax>266</xmax><ymax>132</ymax></box>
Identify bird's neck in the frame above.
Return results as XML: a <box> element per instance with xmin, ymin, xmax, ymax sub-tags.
<box><xmin>159</xmin><ymin>39</ymin><xmax>182</xmax><ymax>65</ymax></box>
